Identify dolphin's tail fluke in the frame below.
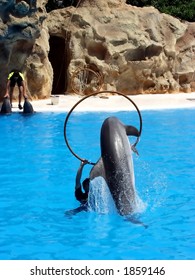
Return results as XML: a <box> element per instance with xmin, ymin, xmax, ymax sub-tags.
<box><xmin>0</xmin><ymin>97</ymin><xmax>12</xmax><ymax>114</ymax></box>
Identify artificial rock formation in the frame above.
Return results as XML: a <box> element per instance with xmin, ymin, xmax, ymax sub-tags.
<box><xmin>1</xmin><ymin>0</ymin><xmax>195</xmax><ymax>100</ymax></box>
<box><xmin>0</xmin><ymin>0</ymin><xmax>52</xmax><ymax>100</ymax></box>
<box><xmin>49</xmin><ymin>0</ymin><xmax>195</xmax><ymax>94</ymax></box>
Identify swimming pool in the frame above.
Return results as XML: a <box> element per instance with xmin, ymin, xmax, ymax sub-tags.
<box><xmin>0</xmin><ymin>108</ymin><xmax>194</xmax><ymax>260</ymax></box>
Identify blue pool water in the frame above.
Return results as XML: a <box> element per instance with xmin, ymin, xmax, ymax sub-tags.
<box><xmin>0</xmin><ymin>108</ymin><xmax>194</xmax><ymax>260</ymax></box>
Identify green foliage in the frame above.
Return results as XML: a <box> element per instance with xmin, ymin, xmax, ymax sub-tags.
<box><xmin>46</xmin><ymin>0</ymin><xmax>195</xmax><ymax>21</ymax></box>
<box><xmin>126</xmin><ymin>0</ymin><xmax>195</xmax><ymax>22</ymax></box>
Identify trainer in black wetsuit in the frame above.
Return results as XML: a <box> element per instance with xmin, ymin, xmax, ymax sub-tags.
<box><xmin>4</xmin><ymin>70</ymin><xmax>27</xmax><ymax>110</ymax></box>
<box><xmin>65</xmin><ymin>161</ymin><xmax>90</xmax><ymax>217</ymax></box>
<box><xmin>75</xmin><ymin>161</ymin><xmax>90</xmax><ymax>204</ymax></box>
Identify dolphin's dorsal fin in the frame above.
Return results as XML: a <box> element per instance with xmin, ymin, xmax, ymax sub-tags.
<box><xmin>125</xmin><ymin>125</ymin><xmax>139</xmax><ymax>137</ymax></box>
<box><xmin>90</xmin><ymin>157</ymin><xmax>105</xmax><ymax>180</ymax></box>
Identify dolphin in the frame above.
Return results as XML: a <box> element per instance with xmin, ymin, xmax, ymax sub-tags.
<box><xmin>23</xmin><ymin>98</ymin><xmax>34</xmax><ymax>114</ymax></box>
<box><xmin>0</xmin><ymin>97</ymin><xmax>12</xmax><ymax>114</ymax></box>
<box><xmin>90</xmin><ymin>116</ymin><xmax>140</xmax><ymax>216</ymax></box>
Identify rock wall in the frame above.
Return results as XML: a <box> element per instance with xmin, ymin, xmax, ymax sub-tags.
<box><xmin>0</xmin><ymin>0</ymin><xmax>195</xmax><ymax>100</ymax></box>
<box><xmin>0</xmin><ymin>0</ymin><xmax>52</xmax><ymax>100</ymax></box>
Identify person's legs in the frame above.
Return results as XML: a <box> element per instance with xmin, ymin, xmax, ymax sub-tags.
<box><xmin>18</xmin><ymin>85</ymin><xmax>27</xmax><ymax>109</ymax></box>
<box><xmin>18</xmin><ymin>80</ymin><xmax>27</xmax><ymax>109</ymax></box>
<box><xmin>18</xmin><ymin>86</ymin><xmax>22</xmax><ymax>109</ymax></box>
<box><xmin>9</xmin><ymin>87</ymin><xmax>14</xmax><ymax>107</ymax></box>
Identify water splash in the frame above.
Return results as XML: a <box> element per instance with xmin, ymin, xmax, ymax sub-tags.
<box><xmin>134</xmin><ymin>192</ymin><xmax>147</xmax><ymax>214</ymax></box>
<box><xmin>88</xmin><ymin>176</ymin><xmax>146</xmax><ymax>215</ymax></box>
<box><xmin>134</xmin><ymin>159</ymin><xmax>168</xmax><ymax>212</ymax></box>
<box><xmin>88</xmin><ymin>177</ymin><xmax>117</xmax><ymax>214</ymax></box>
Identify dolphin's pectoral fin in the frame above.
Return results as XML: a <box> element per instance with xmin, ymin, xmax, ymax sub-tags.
<box><xmin>90</xmin><ymin>157</ymin><xmax>105</xmax><ymax>180</ymax></box>
<box><xmin>64</xmin><ymin>204</ymin><xmax>88</xmax><ymax>218</ymax></box>
<box><xmin>125</xmin><ymin>125</ymin><xmax>140</xmax><ymax>137</ymax></box>
<box><xmin>125</xmin><ymin>215</ymin><xmax>148</xmax><ymax>229</ymax></box>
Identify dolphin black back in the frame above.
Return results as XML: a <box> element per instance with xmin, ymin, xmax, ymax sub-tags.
<box><xmin>0</xmin><ymin>98</ymin><xmax>12</xmax><ymax>114</ymax></box>
<box><xmin>23</xmin><ymin>99</ymin><xmax>34</xmax><ymax>114</ymax></box>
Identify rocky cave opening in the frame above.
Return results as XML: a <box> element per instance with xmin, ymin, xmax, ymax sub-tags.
<box><xmin>48</xmin><ymin>35</ymin><xmax>69</xmax><ymax>95</ymax></box>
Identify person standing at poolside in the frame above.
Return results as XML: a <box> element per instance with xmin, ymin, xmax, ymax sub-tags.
<box><xmin>4</xmin><ymin>70</ymin><xmax>27</xmax><ymax>110</ymax></box>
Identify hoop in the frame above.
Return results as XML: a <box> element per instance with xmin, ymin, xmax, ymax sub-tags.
<box><xmin>64</xmin><ymin>91</ymin><xmax>143</xmax><ymax>165</ymax></box>
<box><xmin>71</xmin><ymin>67</ymin><xmax>103</xmax><ymax>94</ymax></box>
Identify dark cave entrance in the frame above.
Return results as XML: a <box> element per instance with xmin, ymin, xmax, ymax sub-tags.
<box><xmin>48</xmin><ymin>36</ymin><xmax>69</xmax><ymax>95</ymax></box>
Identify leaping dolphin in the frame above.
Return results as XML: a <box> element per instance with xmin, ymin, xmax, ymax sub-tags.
<box><xmin>90</xmin><ymin>116</ymin><xmax>140</xmax><ymax>216</ymax></box>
